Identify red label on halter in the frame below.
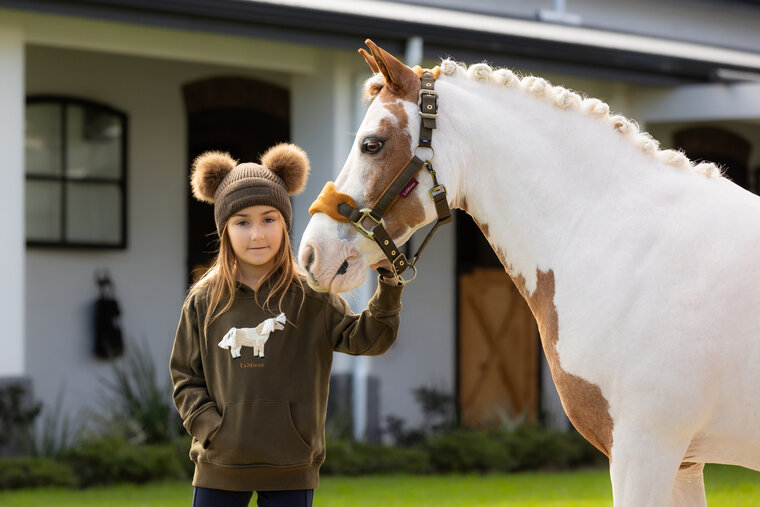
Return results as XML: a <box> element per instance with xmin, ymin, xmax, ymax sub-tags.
<box><xmin>400</xmin><ymin>177</ymin><xmax>419</xmax><ymax>198</ymax></box>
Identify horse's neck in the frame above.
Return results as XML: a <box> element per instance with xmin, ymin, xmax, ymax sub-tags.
<box><xmin>434</xmin><ymin>77</ymin><xmax>676</xmax><ymax>293</ymax></box>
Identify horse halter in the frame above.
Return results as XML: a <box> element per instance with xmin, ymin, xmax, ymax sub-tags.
<box><xmin>308</xmin><ymin>68</ymin><xmax>452</xmax><ymax>285</ymax></box>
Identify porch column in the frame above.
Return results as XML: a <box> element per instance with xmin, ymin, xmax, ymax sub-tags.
<box><xmin>0</xmin><ymin>25</ymin><xmax>25</xmax><ymax>378</ymax></box>
<box><xmin>291</xmin><ymin>51</ymin><xmax>374</xmax><ymax>440</ymax></box>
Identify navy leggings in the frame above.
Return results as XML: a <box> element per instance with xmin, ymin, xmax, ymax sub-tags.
<box><xmin>192</xmin><ymin>486</ymin><xmax>313</xmax><ymax>507</ymax></box>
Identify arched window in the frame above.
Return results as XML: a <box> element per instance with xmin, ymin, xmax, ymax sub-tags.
<box><xmin>25</xmin><ymin>96</ymin><xmax>127</xmax><ymax>248</ymax></box>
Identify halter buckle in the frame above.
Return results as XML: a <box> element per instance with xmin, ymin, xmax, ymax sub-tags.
<box><xmin>353</xmin><ymin>208</ymin><xmax>385</xmax><ymax>239</ymax></box>
<box><xmin>429</xmin><ymin>184</ymin><xmax>447</xmax><ymax>199</ymax></box>
<box><xmin>418</xmin><ymin>89</ymin><xmax>439</xmax><ymax>119</ymax></box>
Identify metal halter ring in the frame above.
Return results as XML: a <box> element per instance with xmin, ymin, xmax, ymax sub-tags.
<box><xmin>413</xmin><ymin>145</ymin><xmax>435</xmax><ymax>162</ymax></box>
<box><xmin>391</xmin><ymin>263</ymin><xmax>417</xmax><ymax>285</ymax></box>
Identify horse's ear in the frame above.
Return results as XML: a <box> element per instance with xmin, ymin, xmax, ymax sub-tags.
<box><xmin>358</xmin><ymin>48</ymin><xmax>379</xmax><ymax>74</ymax></box>
<box><xmin>364</xmin><ymin>39</ymin><xmax>417</xmax><ymax>97</ymax></box>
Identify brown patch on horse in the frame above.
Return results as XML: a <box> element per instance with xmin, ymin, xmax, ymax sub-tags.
<box><xmin>517</xmin><ymin>270</ymin><xmax>613</xmax><ymax>457</ymax></box>
<box><xmin>472</xmin><ymin>220</ymin><xmax>614</xmax><ymax>457</ymax></box>
<box><xmin>383</xmin><ymin>102</ymin><xmax>409</xmax><ymax>132</ymax></box>
<box><xmin>364</xmin><ymin>108</ymin><xmax>425</xmax><ymax>238</ymax></box>
<box><xmin>364</xmin><ymin>116</ymin><xmax>410</xmax><ymax>204</ymax></box>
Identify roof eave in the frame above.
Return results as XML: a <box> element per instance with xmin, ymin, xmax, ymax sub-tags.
<box><xmin>4</xmin><ymin>0</ymin><xmax>758</xmax><ymax>84</ymax></box>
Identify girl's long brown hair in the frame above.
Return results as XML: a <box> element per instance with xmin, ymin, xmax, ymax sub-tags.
<box><xmin>186</xmin><ymin>211</ymin><xmax>306</xmax><ymax>335</ymax></box>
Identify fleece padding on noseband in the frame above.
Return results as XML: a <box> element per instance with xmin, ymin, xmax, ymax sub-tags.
<box><xmin>308</xmin><ymin>182</ymin><xmax>358</xmax><ymax>222</ymax></box>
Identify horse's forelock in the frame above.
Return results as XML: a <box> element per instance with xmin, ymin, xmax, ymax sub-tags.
<box><xmin>363</xmin><ymin>74</ymin><xmax>385</xmax><ymax>102</ymax></box>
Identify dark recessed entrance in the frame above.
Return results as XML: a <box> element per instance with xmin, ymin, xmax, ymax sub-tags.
<box><xmin>182</xmin><ymin>77</ymin><xmax>290</xmax><ymax>284</ymax></box>
<box><xmin>456</xmin><ymin>211</ymin><xmax>539</xmax><ymax>427</ymax></box>
<box><xmin>673</xmin><ymin>127</ymin><xmax>751</xmax><ymax>189</ymax></box>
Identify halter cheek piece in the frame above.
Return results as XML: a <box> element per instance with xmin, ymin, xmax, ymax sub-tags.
<box><xmin>308</xmin><ymin>68</ymin><xmax>452</xmax><ymax>285</ymax></box>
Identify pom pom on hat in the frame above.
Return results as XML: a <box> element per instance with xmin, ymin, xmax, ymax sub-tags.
<box><xmin>191</xmin><ymin>151</ymin><xmax>238</xmax><ymax>203</ymax></box>
<box><xmin>189</xmin><ymin>144</ymin><xmax>311</xmax><ymax>235</ymax></box>
<box><xmin>260</xmin><ymin>143</ymin><xmax>310</xmax><ymax>195</ymax></box>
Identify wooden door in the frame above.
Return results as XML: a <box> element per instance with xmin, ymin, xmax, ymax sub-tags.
<box><xmin>458</xmin><ymin>268</ymin><xmax>539</xmax><ymax>427</ymax></box>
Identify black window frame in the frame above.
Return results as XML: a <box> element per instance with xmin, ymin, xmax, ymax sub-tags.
<box><xmin>25</xmin><ymin>95</ymin><xmax>128</xmax><ymax>249</ymax></box>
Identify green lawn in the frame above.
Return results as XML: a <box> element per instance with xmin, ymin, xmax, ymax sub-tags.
<box><xmin>2</xmin><ymin>465</ymin><xmax>758</xmax><ymax>506</ymax></box>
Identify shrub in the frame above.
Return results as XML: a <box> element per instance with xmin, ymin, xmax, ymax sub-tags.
<box><xmin>0</xmin><ymin>456</ymin><xmax>77</xmax><ymax>490</ymax></box>
<box><xmin>424</xmin><ymin>429</ymin><xmax>516</xmax><ymax>473</ymax></box>
<box><xmin>31</xmin><ymin>389</ymin><xmax>82</xmax><ymax>458</ymax></box>
<box><xmin>96</xmin><ymin>338</ymin><xmax>183</xmax><ymax>445</ymax></box>
<box><xmin>322</xmin><ymin>439</ymin><xmax>431</xmax><ymax>475</ymax></box>
<box><xmin>61</xmin><ymin>436</ymin><xmax>185</xmax><ymax>487</ymax></box>
<box><xmin>174</xmin><ymin>434</ymin><xmax>195</xmax><ymax>479</ymax></box>
<box><xmin>320</xmin><ymin>439</ymin><xmax>362</xmax><ymax>475</ymax></box>
<box><xmin>0</xmin><ymin>384</ymin><xmax>41</xmax><ymax>455</ymax></box>
<box><xmin>352</xmin><ymin>442</ymin><xmax>431</xmax><ymax>474</ymax></box>
<box><xmin>423</xmin><ymin>424</ymin><xmax>606</xmax><ymax>474</ymax></box>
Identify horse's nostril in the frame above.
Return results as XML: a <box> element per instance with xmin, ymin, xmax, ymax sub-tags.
<box><xmin>303</xmin><ymin>246</ymin><xmax>315</xmax><ymax>271</ymax></box>
<box><xmin>336</xmin><ymin>260</ymin><xmax>349</xmax><ymax>276</ymax></box>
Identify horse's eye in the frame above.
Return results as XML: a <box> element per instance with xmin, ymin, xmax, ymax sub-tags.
<box><xmin>361</xmin><ymin>138</ymin><xmax>384</xmax><ymax>154</ymax></box>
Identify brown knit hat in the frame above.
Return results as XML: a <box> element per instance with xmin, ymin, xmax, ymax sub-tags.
<box><xmin>190</xmin><ymin>143</ymin><xmax>310</xmax><ymax>234</ymax></box>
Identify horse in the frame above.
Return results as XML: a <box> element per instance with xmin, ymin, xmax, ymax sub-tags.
<box><xmin>298</xmin><ymin>40</ymin><xmax>760</xmax><ymax>506</ymax></box>
<box><xmin>218</xmin><ymin>313</ymin><xmax>286</xmax><ymax>358</ymax></box>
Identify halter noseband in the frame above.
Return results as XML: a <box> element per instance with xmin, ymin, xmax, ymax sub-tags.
<box><xmin>308</xmin><ymin>68</ymin><xmax>452</xmax><ymax>285</ymax></box>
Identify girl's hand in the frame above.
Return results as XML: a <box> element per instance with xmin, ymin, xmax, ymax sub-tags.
<box><xmin>374</xmin><ymin>260</ymin><xmax>402</xmax><ymax>286</ymax></box>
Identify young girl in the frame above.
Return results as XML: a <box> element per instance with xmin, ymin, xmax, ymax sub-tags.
<box><xmin>170</xmin><ymin>144</ymin><xmax>403</xmax><ymax>507</ymax></box>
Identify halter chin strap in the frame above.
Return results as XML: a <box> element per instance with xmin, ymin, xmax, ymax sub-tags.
<box><xmin>308</xmin><ymin>68</ymin><xmax>451</xmax><ymax>285</ymax></box>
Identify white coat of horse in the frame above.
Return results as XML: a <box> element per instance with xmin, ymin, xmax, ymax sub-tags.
<box><xmin>218</xmin><ymin>313</ymin><xmax>286</xmax><ymax>358</ymax></box>
<box><xmin>298</xmin><ymin>40</ymin><xmax>760</xmax><ymax>506</ymax></box>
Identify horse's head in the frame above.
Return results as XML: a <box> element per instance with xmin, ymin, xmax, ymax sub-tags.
<box><xmin>218</xmin><ymin>327</ymin><xmax>237</xmax><ymax>348</ymax></box>
<box><xmin>257</xmin><ymin>313</ymin><xmax>287</xmax><ymax>335</ymax></box>
<box><xmin>274</xmin><ymin>312</ymin><xmax>287</xmax><ymax>330</ymax></box>
<box><xmin>299</xmin><ymin>40</ymin><xmax>447</xmax><ymax>293</ymax></box>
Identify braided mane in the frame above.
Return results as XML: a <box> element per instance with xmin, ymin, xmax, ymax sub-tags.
<box><xmin>365</xmin><ymin>61</ymin><xmax>722</xmax><ymax>179</ymax></box>
<box><xmin>441</xmin><ymin>59</ymin><xmax>723</xmax><ymax>178</ymax></box>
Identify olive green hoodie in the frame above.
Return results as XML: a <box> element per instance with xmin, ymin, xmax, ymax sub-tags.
<box><xmin>170</xmin><ymin>277</ymin><xmax>402</xmax><ymax>492</ymax></box>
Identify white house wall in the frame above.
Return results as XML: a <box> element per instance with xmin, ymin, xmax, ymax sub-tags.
<box><xmin>371</xmin><ymin>222</ymin><xmax>458</xmax><ymax>433</ymax></box>
<box><xmin>24</xmin><ymin>44</ymin><xmax>294</xmax><ymax>422</ymax></box>
<box><xmin>290</xmin><ymin>50</ymin><xmax>363</xmax><ymax>381</ymax></box>
<box><xmin>0</xmin><ymin>23</ymin><xmax>25</xmax><ymax>378</ymax></box>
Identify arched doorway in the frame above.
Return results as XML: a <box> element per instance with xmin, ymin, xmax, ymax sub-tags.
<box><xmin>182</xmin><ymin>77</ymin><xmax>290</xmax><ymax>284</ymax></box>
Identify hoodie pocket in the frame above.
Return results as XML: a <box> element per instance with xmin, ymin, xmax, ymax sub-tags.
<box><xmin>205</xmin><ymin>400</ymin><xmax>312</xmax><ymax>467</ymax></box>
